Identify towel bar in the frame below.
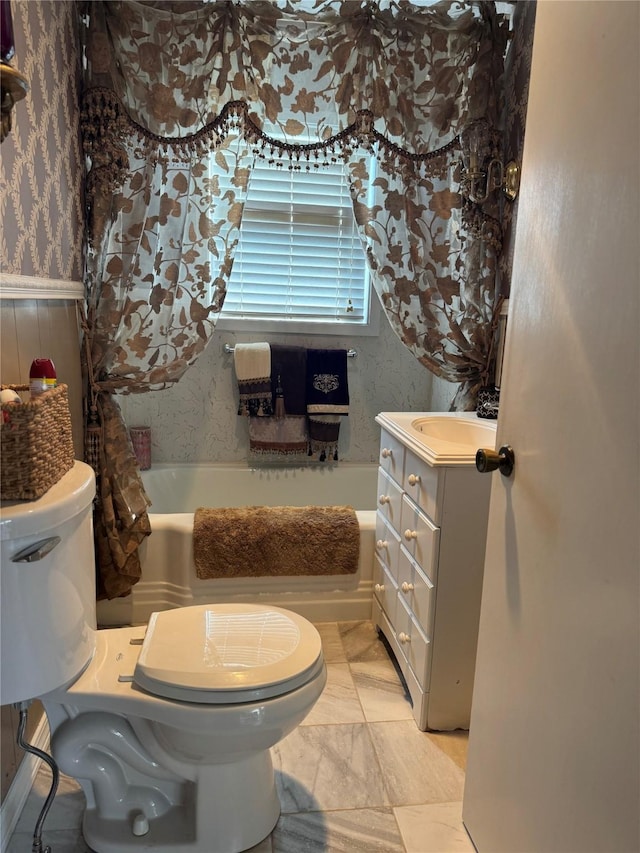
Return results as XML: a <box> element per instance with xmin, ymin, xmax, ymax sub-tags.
<box><xmin>224</xmin><ymin>343</ymin><xmax>357</xmax><ymax>357</ymax></box>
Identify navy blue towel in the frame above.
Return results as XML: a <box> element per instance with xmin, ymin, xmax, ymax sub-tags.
<box><xmin>306</xmin><ymin>349</ymin><xmax>349</xmax><ymax>461</ymax></box>
<box><xmin>306</xmin><ymin>349</ymin><xmax>349</xmax><ymax>415</ymax></box>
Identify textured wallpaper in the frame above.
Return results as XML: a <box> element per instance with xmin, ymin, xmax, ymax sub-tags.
<box><xmin>119</xmin><ymin>319</ymin><xmax>447</xmax><ymax>466</ymax></box>
<box><xmin>0</xmin><ymin>0</ymin><xmax>83</xmax><ymax>280</ymax></box>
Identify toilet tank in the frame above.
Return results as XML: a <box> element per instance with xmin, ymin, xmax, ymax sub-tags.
<box><xmin>0</xmin><ymin>461</ymin><xmax>97</xmax><ymax>705</ymax></box>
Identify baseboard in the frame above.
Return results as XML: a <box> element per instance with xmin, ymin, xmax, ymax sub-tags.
<box><xmin>0</xmin><ymin>713</ymin><xmax>50</xmax><ymax>852</ymax></box>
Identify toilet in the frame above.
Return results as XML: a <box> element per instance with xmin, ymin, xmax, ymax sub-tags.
<box><xmin>0</xmin><ymin>462</ymin><xmax>326</xmax><ymax>853</ymax></box>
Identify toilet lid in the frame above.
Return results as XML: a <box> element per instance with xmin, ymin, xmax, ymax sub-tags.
<box><xmin>133</xmin><ymin>603</ymin><xmax>324</xmax><ymax>704</ymax></box>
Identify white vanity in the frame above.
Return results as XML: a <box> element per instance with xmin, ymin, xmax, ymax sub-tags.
<box><xmin>372</xmin><ymin>412</ymin><xmax>496</xmax><ymax>731</ymax></box>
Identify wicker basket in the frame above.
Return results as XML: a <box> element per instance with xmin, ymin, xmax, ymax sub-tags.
<box><xmin>1</xmin><ymin>383</ymin><xmax>75</xmax><ymax>501</ymax></box>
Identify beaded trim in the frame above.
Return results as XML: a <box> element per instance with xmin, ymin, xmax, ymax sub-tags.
<box><xmin>81</xmin><ymin>87</ymin><xmax>461</xmax><ymax>175</ymax></box>
<box><xmin>81</xmin><ymin>87</ymin><xmax>501</xmax><ymax>251</ymax></box>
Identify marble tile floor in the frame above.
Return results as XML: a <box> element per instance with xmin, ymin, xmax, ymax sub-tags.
<box><xmin>6</xmin><ymin>621</ymin><xmax>475</xmax><ymax>853</ymax></box>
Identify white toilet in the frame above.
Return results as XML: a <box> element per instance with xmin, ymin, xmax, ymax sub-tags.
<box><xmin>0</xmin><ymin>462</ymin><xmax>326</xmax><ymax>853</ymax></box>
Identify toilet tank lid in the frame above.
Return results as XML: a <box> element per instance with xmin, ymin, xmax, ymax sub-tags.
<box><xmin>133</xmin><ymin>603</ymin><xmax>324</xmax><ymax>704</ymax></box>
<box><xmin>0</xmin><ymin>462</ymin><xmax>95</xmax><ymax>540</ymax></box>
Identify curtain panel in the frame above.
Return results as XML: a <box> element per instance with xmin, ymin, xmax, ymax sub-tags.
<box><xmin>80</xmin><ymin>0</ymin><xmax>509</xmax><ymax>597</ymax></box>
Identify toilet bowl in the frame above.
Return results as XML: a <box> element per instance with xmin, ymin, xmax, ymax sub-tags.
<box><xmin>43</xmin><ymin>603</ymin><xmax>326</xmax><ymax>853</ymax></box>
<box><xmin>0</xmin><ymin>463</ymin><xmax>327</xmax><ymax>853</ymax></box>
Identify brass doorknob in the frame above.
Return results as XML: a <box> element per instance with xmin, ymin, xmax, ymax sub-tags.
<box><xmin>476</xmin><ymin>445</ymin><xmax>515</xmax><ymax>477</ymax></box>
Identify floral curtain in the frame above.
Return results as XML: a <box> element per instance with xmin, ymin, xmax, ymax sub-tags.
<box><xmin>81</xmin><ymin>0</ymin><xmax>257</xmax><ymax>597</ymax></box>
<box><xmin>80</xmin><ymin>0</ymin><xmax>509</xmax><ymax>598</ymax></box>
<box><xmin>247</xmin><ymin>1</ymin><xmax>508</xmax><ymax>404</ymax></box>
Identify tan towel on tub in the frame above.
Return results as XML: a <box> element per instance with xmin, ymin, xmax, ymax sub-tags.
<box><xmin>193</xmin><ymin>505</ymin><xmax>360</xmax><ymax>579</ymax></box>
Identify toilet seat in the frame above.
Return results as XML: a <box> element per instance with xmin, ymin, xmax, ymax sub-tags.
<box><xmin>133</xmin><ymin>603</ymin><xmax>324</xmax><ymax>704</ymax></box>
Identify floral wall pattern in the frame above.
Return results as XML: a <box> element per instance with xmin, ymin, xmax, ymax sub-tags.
<box><xmin>0</xmin><ymin>0</ymin><xmax>83</xmax><ymax>281</ymax></box>
<box><xmin>0</xmin><ymin>0</ymin><xmax>84</xmax><ymax>809</ymax></box>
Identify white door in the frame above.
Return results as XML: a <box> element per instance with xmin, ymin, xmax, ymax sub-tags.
<box><xmin>462</xmin><ymin>3</ymin><xmax>639</xmax><ymax>852</ymax></box>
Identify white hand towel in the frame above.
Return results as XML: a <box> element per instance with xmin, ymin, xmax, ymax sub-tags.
<box><xmin>233</xmin><ymin>342</ymin><xmax>271</xmax><ymax>382</ymax></box>
<box><xmin>234</xmin><ymin>343</ymin><xmax>273</xmax><ymax>417</ymax></box>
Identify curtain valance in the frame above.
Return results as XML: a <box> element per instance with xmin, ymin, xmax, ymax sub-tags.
<box><xmin>82</xmin><ymin>89</ymin><xmax>464</xmax><ymax>169</ymax></box>
<box><xmin>84</xmin><ymin>0</ymin><xmax>507</xmax><ymax>150</ymax></box>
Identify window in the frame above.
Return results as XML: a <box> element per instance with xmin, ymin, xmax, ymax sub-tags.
<box><xmin>217</xmin><ymin>155</ymin><xmax>377</xmax><ymax>336</ymax></box>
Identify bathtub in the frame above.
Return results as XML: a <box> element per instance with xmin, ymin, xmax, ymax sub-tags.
<box><xmin>96</xmin><ymin>463</ymin><xmax>378</xmax><ymax>627</ymax></box>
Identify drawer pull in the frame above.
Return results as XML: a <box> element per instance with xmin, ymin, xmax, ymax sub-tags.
<box><xmin>401</xmin><ymin>582</ymin><xmax>414</xmax><ymax>593</ymax></box>
<box><xmin>376</xmin><ymin>539</ymin><xmax>388</xmax><ymax>550</ymax></box>
<box><xmin>381</xmin><ymin>448</ymin><xmax>393</xmax><ymax>459</ymax></box>
<box><xmin>378</xmin><ymin>494</ymin><xmax>390</xmax><ymax>505</ymax></box>
<box><xmin>407</xmin><ymin>473</ymin><xmax>421</xmax><ymax>486</ymax></box>
<box><xmin>398</xmin><ymin>632</ymin><xmax>410</xmax><ymax>644</ymax></box>
<box><xmin>404</xmin><ymin>529</ymin><xmax>418</xmax><ymax>541</ymax></box>
<box><xmin>374</xmin><ymin>583</ymin><xmax>385</xmax><ymax>593</ymax></box>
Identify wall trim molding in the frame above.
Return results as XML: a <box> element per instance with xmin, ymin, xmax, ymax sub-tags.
<box><xmin>0</xmin><ymin>273</ymin><xmax>84</xmax><ymax>300</ymax></box>
<box><xmin>0</xmin><ymin>712</ymin><xmax>50</xmax><ymax>849</ymax></box>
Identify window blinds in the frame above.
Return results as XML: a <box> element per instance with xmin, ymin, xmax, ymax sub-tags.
<box><xmin>223</xmin><ymin>159</ymin><xmax>369</xmax><ymax>324</ymax></box>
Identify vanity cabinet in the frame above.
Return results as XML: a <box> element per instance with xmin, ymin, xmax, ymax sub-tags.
<box><xmin>372</xmin><ymin>412</ymin><xmax>494</xmax><ymax>731</ymax></box>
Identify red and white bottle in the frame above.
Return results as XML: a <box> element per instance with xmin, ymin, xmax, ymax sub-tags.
<box><xmin>29</xmin><ymin>358</ymin><xmax>57</xmax><ymax>398</ymax></box>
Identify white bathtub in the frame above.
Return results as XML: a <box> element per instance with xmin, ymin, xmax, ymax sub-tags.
<box><xmin>96</xmin><ymin>463</ymin><xmax>378</xmax><ymax>626</ymax></box>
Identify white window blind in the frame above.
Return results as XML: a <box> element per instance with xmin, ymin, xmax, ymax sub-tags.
<box><xmin>222</xmin><ymin>158</ymin><xmax>370</xmax><ymax>326</ymax></box>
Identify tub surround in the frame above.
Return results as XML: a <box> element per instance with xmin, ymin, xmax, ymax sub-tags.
<box><xmin>118</xmin><ymin>324</ymin><xmax>447</xmax><ymax>468</ymax></box>
<box><xmin>97</xmin><ymin>463</ymin><xmax>378</xmax><ymax>627</ymax></box>
<box><xmin>139</xmin><ymin>463</ymin><xmax>377</xmax><ymax>513</ymax></box>
<box><xmin>97</xmin><ymin>509</ymin><xmax>374</xmax><ymax>627</ymax></box>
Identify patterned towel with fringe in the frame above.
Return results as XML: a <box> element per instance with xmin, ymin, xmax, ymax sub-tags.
<box><xmin>249</xmin><ymin>344</ymin><xmax>309</xmax><ymax>456</ymax></box>
<box><xmin>235</xmin><ymin>342</ymin><xmax>273</xmax><ymax>417</ymax></box>
<box><xmin>306</xmin><ymin>348</ymin><xmax>349</xmax><ymax>461</ymax></box>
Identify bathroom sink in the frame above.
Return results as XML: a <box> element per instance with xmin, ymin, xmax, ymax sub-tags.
<box><xmin>411</xmin><ymin>416</ymin><xmax>497</xmax><ymax>447</ymax></box>
<box><xmin>375</xmin><ymin>412</ymin><xmax>497</xmax><ymax>466</ymax></box>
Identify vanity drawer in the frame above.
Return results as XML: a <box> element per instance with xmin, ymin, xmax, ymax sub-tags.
<box><xmin>373</xmin><ymin>593</ymin><xmax>429</xmax><ymax>732</ymax></box>
<box><xmin>376</xmin><ymin>468</ymin><xmax>404</xmax><ymax>529</ymax></box>
<box><xmin>373</xmin><ymin>555</ymin><xmax>398</xmax><ymax>625</ymax></box>
<box><xmin>396</xmin><ymin>594</ymin><xmax>432</xmax><ymax>690</ymax></box>
<box><xmin>397</xmin><ymin>548</ymin><xmax>435</xmax><ymax>639</ymax></box>
<box><xmin>378</xmin><ymin>429</ymin><xmax>405</xmax><ymax>483</ymax></box>
<box><xmin>402</xmin><ymin>449</ymin><xmax>442</xmax><ymax>524</ymax></box>
<box><xmin>400</xmin><ymin>495</ymin><xmax>440</xmax><ymax>579</ymax></box>
<box><xmin>375</xmin><ymin>513</ymin><xmax>401</xmax><ymax>578</ymax></box>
